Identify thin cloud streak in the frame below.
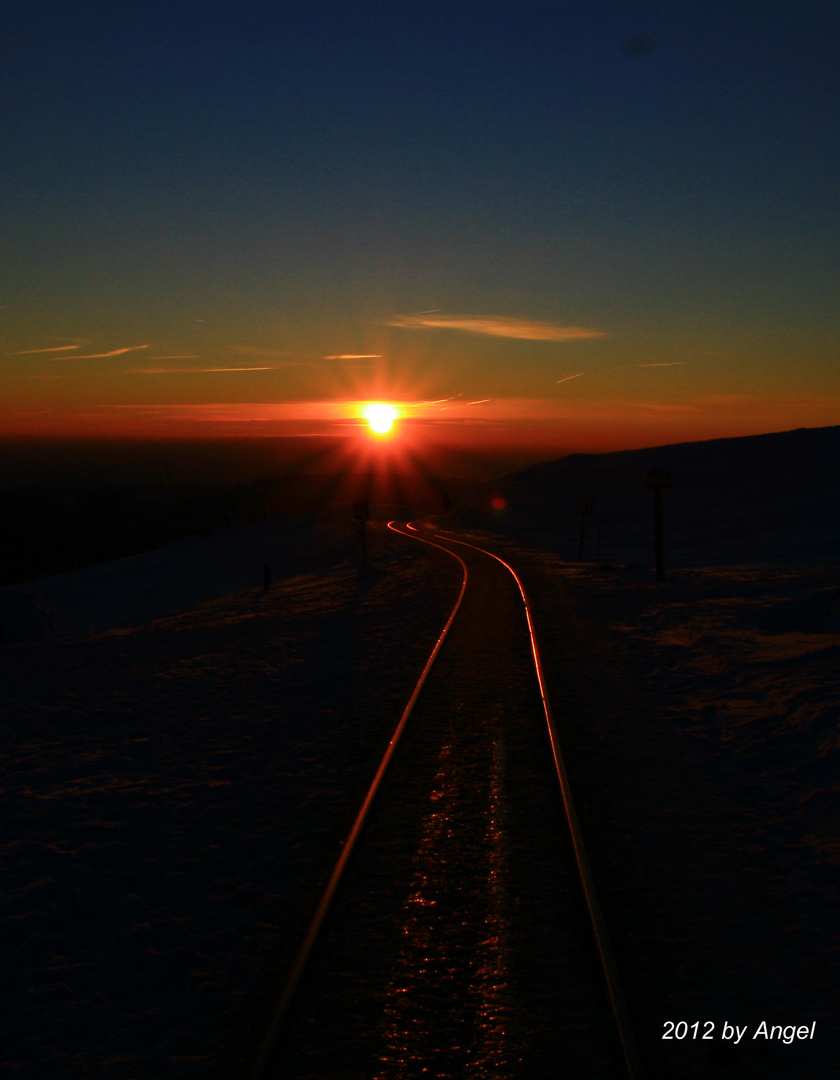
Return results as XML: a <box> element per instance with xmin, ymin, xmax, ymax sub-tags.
<box><xmin>96</xmin><ymin>402</ymin><xmax>363</xmax><ymax>422</ymax></box>
<box><xmin>74</xmin><ymin>345</ymin><xmax>151</xmax><ymax>358</ymax></box>
<box><xmin>11</xmin><ymin>345</ymin><xmax>81</xmax><ymax>354</ymax></box>
<box><xmin>322</xmin><ymin>354</ymin><xmax>382</xmax><ymax>360</ymax></box>
<box><xmin>387</xmin><ymin>313</ymin><xmax>606</xmax><ymax>341</ymax></box>
<box><xmin>616</xmin><ymin>362</ymin><xmax>687</xmax><ymax>368</ymax></box>
<box><xmin>556</xmin><ymin>372</ymin><xmax>584</xmax><ymax>384</ymax></box>
<box><xmin>129</xmin><ymin>366</ymin><xmax>275</xmax><ymax>374</ymax></box>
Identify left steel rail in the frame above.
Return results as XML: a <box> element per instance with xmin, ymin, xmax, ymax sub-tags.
<box><xmin>248</xmin><ymin>526</ymin><xmax>467</xmax><ymax>1080</ymax></box>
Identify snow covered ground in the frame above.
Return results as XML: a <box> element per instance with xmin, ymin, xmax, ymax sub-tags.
<box><xmin>1</xmin><ymin>515</ymin><xmax>461</xmax><ymax>1078</ymax></box>
<box><xmin>1</xmin><ymin>512</ymin><xmax>353</xmax><ymax>641</ymax></box>
<box><xmin>448</xmin><ymin>542</ymin><xmax>840</xmax><ymax>1076</ymax></box>
<box><xmin>447</xmin><ymin>427</ymin><xmax>840</xmax><ymax>1075</ymax></box>
<box><xmin>457</xmin><ymin>425</ymin><xmax>840</xmax><ymax>568</ymax></box>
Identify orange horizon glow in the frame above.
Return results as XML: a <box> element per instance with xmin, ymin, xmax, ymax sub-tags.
<box><xmin>1</xmin><ymin>396</ymin><xmax>839</xmax><ymax>456</ymax></box>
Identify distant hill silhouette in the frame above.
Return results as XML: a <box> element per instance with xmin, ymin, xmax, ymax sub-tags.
<box><xmin>0</xmin><ymin>435</ymin><xmax>500</xmax><ymax>587</ymax></box>
<box><xmin>455</xmin><ymin>426</ymin><xmax>840</xmax><ymax>566</ymax></box>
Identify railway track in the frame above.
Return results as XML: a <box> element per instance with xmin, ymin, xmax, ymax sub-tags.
<box><xmin>248</xmin><ymin>523</ymin><xmax>645</xmax><ymax>1079</ymax></box>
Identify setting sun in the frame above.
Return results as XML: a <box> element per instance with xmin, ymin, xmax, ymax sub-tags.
<box><xmin>363</xmin><ymin>402</ymin><xmax>399</xmax><ymax>434</ymax></box>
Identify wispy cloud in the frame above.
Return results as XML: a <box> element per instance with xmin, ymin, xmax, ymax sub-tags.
<box><xmin>94</xmin><ymin>402</ymin><xmax>367</xmax><ymax>422</ymax></box>
<box><xmin>323</xmin><ymin>354</ymin><xmax>382</xmax><ymax>360</ymax></box>
<box><xmin>11</xmin><ymin>345</ymin><xmax>81</xmax><ymax>354</ymax></box>
<box><xmin>556</xmin><ymin>372</ymin><xmax>585</xmax><ymax>384</ymax></box>
<box><xmin>614</xmin><ymin>361</ymin><xmax>687</xmax><ymax>370</ymax></box>
<box><xmin>466</xmin><ymin>399</ymin><xmax>490</xmax><ymax>404</ymax></box>
<box><xmin>150</xmin><ymin>354</ymin><xmax>201</xmax><ymax>360</ymax></box>
<box><xmin>129</xmin><ymin>366</ymin><xmax>275</xmax><ymax>374</ymax></box>
<box><xmin>387</xmin><ymin>313</ymin><xmax>606</xmax><ymax>341</ymax></box>
<box><xmin>74</xmin><ymin>345</ymin><xmax>151</xmax><ymax>358</ymax></box>
<box><xmin>411</xmin><ymin>396</ymin><xmax>462</xmax><ymax>406</ymax></box>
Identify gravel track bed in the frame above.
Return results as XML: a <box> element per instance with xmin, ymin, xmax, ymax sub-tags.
<box><xmin>270</xmin><ymin>534</ymin><xmax>622</xmax><ymax>1079</ymax></box>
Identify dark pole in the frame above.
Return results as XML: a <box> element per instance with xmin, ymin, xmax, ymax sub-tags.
<box><xmin>645</xmin><ymin>469</ymin><xmax>670</xmax><ymax>582</ymax></box>
<box><xmin>576</xmin><ymin>496</ymin><xmax>594</xmax><ymax>562</ymax></box>
<box><xmin>653</xmin><ymin>488</ymin><xmax>665</xmax><ymax>581</ymax></box>
<box><xmin>354</xmin><ymin>499</ymin><xmax>369</xmax><ymax>568</ymax></box>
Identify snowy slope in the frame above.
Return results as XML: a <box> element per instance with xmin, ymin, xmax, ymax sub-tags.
<box><xmin>0</xmin><ymin>512</ymin><xmax>352</xmax><ymax>641</ymax></box>
<box><xmin>456</xmin><ymin>425</ymin><xmax>840</xmax><ymax>567</ymax></box>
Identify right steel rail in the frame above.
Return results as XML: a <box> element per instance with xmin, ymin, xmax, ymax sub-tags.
<box><xmin>427</xmin><ymin>528</ymin><xmax>646</xmax><ymax>1080</ymax></box>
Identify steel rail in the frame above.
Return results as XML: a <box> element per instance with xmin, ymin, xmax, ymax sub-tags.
<box><xmin>248</xmin><ymin>529</ymin><xmax>468</xmax><ymax>1080</ymax></box>
<box><xmin>423</xmin><ymin>526</ymin><xmax>646</xmax><ymax>1080</ymax></box>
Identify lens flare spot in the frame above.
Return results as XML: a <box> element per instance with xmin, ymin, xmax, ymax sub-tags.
<box><xmin>491</xmin><ymin>495</ymin><xmax>507</xmax><ymax>511</ymax></box>
<box><xmin>363</xmin><ymin>402</ymin><xmax>398</xmax><ymax>434</ymax></box>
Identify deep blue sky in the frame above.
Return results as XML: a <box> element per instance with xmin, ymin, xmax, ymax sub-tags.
<box><xmin>2</xmin><ymin>1</ymin><xmax>839</xmax><ymax>450</ymax></box>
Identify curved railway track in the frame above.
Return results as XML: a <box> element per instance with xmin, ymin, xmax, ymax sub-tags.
<box><xmin>249</xmin><ymin>522</ymin><xmax>645</xmax><ymax>1079</ymax></box>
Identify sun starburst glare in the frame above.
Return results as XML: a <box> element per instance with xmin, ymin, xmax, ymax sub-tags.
<box><xmin>363</xmin><ymin>401</ymin><xmax>399</xmax><ymax>435</ymax></box>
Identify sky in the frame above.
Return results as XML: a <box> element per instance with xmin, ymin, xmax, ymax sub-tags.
<box><xmin>2</xmin><ymin>0</ymin><xmax>839</xmax><ymax>457</ymax></box>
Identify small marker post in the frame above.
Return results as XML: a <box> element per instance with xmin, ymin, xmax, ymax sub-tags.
<box><xmin>353</xmin><ymin>499</ymin><xmax>370</xmax><ymax>567</ymax></box>
<box><xmin>576</xmin><ymin>496</ymin><xmax>594</xmax><ymax>561</ymax></box>
<box><xmin>644</xmin><ymin>470</ymin><xmax>671</xmax><ymax>581</ymax></box>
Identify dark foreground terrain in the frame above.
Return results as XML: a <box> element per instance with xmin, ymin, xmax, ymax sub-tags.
<box><xmin>3</xmin><ymin>513</ymin><xmax>838</xmax><ymax>1077</ymax></box>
